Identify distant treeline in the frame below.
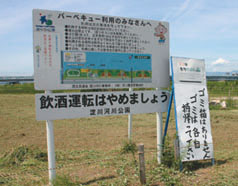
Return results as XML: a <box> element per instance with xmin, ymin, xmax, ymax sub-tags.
<box><xmin>1</xmin><ymin>80</ymin><xmax>238</xmax><ymax>96</ymax></box>
<box><xmin>1</xmin><ymin>75</ymin><xmax>238</xmax><ymax>85</ymax></box>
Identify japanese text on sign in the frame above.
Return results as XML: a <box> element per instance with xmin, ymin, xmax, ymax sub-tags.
<box><xmin>172</xmin><ymin>57</ymin><xmax>214</xmax><ymax>162</ymax></box>
<box><xmin>33</xmin><ymin>9</ymin><xmax>169</xmax><ymax>90</ymax></box>
<box><xmin>35</xmin><ymin>90</ymin><xmax>169</xmax><ymax>120</ymax></box>
<box><xmin>180</xmin><ymin>87</ymin><xmax>212</xmax><ymax>161</ymax></box>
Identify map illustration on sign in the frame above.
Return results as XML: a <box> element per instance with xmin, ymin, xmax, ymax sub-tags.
<box><xmin>61</xmin><ymin>51</ymin><xmax>152</xmax><ymax>84</ymax></box>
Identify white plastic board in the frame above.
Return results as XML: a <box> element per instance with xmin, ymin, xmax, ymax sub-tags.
<box><xmin>33</xmin><ymin>9</ymin><xmax>169</xmax><ymax>90</ymax></box>
<box><xmin>35</xmin><ymin>90</ymin><xmax>170</xmax><ymax>120</ymax></box>
<box><xmin>172</xmin><ymin>57</ymin><xmax>214</xmax><ymax>162</ymax></box>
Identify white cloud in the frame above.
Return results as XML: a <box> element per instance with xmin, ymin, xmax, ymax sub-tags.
<box><xmin>169</xmin><ymin>1</ymin><xmax>238</xmax><ymax>40</ymax></box>
<box><xmin>177</xmin><ymin>0</ymin><xmax>191</xmax><ymax>16</ymax></box>
<box><xmin>206</xmin><ymin>58</ymin><xmax>238</xmax><ymax>72</ymax></box>
<box><xmin>162</xmin><ymin>0</ymin><xmax>191</xmax><ymax>21</ymax></box>
<box><xmin>212</xmin><ymin>58</ymin><xmax>230</xmax><ymax>65</ymax></box>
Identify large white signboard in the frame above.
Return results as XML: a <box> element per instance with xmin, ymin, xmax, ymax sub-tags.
<box><xmin>35</xmin><ymin>90</ymin><xmax>169</xmax><ymax>120</ymax></box>
<box><xmin>171</xmin><ymin>57</ymin><xmax>214</xmax><ymax>162</ymax></box>
<box><xmin>33</xmin><ymin>9</ymin><xmax>169</xmax><ymax>90</ymax></box>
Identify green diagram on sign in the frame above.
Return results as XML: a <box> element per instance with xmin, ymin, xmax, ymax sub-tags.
<box><xmin>61</xmin><ymin>51</ymin><xmax>152</xmax><ymax>84</ymax></box>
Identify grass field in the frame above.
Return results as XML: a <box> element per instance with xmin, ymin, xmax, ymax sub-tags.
<box><xmin>207</xmin><ymin>80</ymin><xmax>238</xmax><ymax>97</ymax></box>
<box><xmin>0</xmin><ymin>83</ymin><xmax>238</xmax><ymax>185</ymax></box>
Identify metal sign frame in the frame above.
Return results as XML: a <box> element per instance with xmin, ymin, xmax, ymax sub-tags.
<box><xmin>33</xmin><ymin>9</ymin><xmax>171</xmax><ymax>183</ymax></box>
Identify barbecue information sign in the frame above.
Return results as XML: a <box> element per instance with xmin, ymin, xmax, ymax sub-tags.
<box><xmin>33</xmin><ymin>9</ymin><xmax>169</xmax><ymax>90</ymax></box>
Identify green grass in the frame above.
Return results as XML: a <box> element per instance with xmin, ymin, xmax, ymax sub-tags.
<box><xmin>1</xmin><ymin>80</ymin><xmax>238</xmax><ymax>95</ymax></box>
<box><xmin>1</xmin><ymin>81</ymin><xmax>238</xmax><ymax>185</ymax></box>
<box><xmin>0</xmin><ymin>83</ymin><xmax>43</xmax><ymax>94</ymax></box>
<box><xmin>0</xmin><ymin>145</ymin><xmax>47</xmax><ymax>166</ymax></box>
<box><xmin>207</xmin><ymin>80</ymin><xmax>238</xmax><ymax>97</ymax></box>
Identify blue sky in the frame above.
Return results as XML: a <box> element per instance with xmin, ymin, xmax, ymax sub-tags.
<box><xmin>1</xmin><ymin>0</ymin><xmax>238</xmax><ymax>76</ymax></box>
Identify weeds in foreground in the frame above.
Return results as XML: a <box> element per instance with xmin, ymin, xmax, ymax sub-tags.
<box><xmin>52</xmin><ymin>175</ymin><xmax>79</xmax><ymax>186</ymax></box>
<box><xmin>0</xmin><ymin>145</ymin><xmax>47</xmax><ymax>166</ymax></box>
<box><xmin>226</xmin><ymin>97</ymin><xmax>237</xmax><ymax>109</ymax></box>
<box><xmin>161</xmin><ymin>136</ymin><xmax>181</xmax><ymax>169</ymax></box>
<box><xmin>120</xmin><ymin>140</ymin><xmax>137</xmax><ymax>158</ymax></box>
<box><xmin>0</xmin><ymin>142</ymin><xmax>217</xmax><ymax>186</ymax></box>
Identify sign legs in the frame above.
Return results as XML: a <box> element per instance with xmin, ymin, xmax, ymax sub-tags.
<box><xmin>156</xmin><ymin>112</ymin><xmax>163</xmax><ymax>164</ymax></box>
<box><xmin>163</xmin><ymin>89</ymin><xmax>174</xmax><ymax>144</ymax></box>
<box><xmin>128</xmin><ymin>114</ymin><xmax>132</xmax><ymax>140</ymax></box>
<box><xmin>212</xmin><ymin>158</ymin><xmax>215</xmax><ymax>165</ymax></box>
<box><xmin>46</xmin><ymin>120</ymin><xmax>56</xmax><ymax>183</ymax></box>
<box><xmin>45</xmin><ymin>91</ymin><xmax>56</xmax><ymax>183</ymax></box>
<box><xmin>128</xmin><ymin>88</ymin><xmax>133</xmax><ymax>140</ymax></box>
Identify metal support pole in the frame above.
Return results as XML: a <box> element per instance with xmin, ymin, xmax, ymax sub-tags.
<box><xmin>45</xmin><ymin>91</ymin><xmax>56</xmax><ymax>183</ymax></box>
<box><xmin>156</xmin><ymin>112</ymin><xmax>163</xmax><ymax>164</ymax></box>
<box><xmin>156</xmin><ymin>87</ymin><xmax>163</xmax><ymax>164</ymax></box>
<box><xmin>163</xmin><ymin>89</ymin><xmax>174</xmax><ymax>145</ymax></box>
<box><xmin>211</xmin><ymin>158</ymin><xmax>215</xmax><ymax>166</ymax></box>
<box><xmin>138</xmin><ymin>144</ymin><xmax>146</xmax><ymax>184</ymax></box>
<box><xmin>128</xmin><ymin>87</ymin><xmax>133</xmax><ymax>140</ymax></box>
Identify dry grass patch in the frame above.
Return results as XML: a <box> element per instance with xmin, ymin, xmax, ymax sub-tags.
<box><xmin>1</xmin><ymin>94</ymin><xmax>238</xmax><ymax>185</ymax></box>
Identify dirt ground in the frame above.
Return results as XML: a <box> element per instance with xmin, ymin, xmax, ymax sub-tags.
<box><xmin>1</xmin><ymin>94</ymin><xmax>238</xmax><ymax>185</ymax></box>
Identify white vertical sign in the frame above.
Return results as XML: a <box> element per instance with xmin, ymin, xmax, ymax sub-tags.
<box><xmin>172</xmin><ymin>57</ymin><xmax>214</xmax><ymax>162</ymax></box>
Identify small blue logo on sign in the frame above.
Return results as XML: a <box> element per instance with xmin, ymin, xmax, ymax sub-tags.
<box><xmin>39</xmin><ymin>13</ymin><xmax>53</xmax><ymax>25</ymax></box>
